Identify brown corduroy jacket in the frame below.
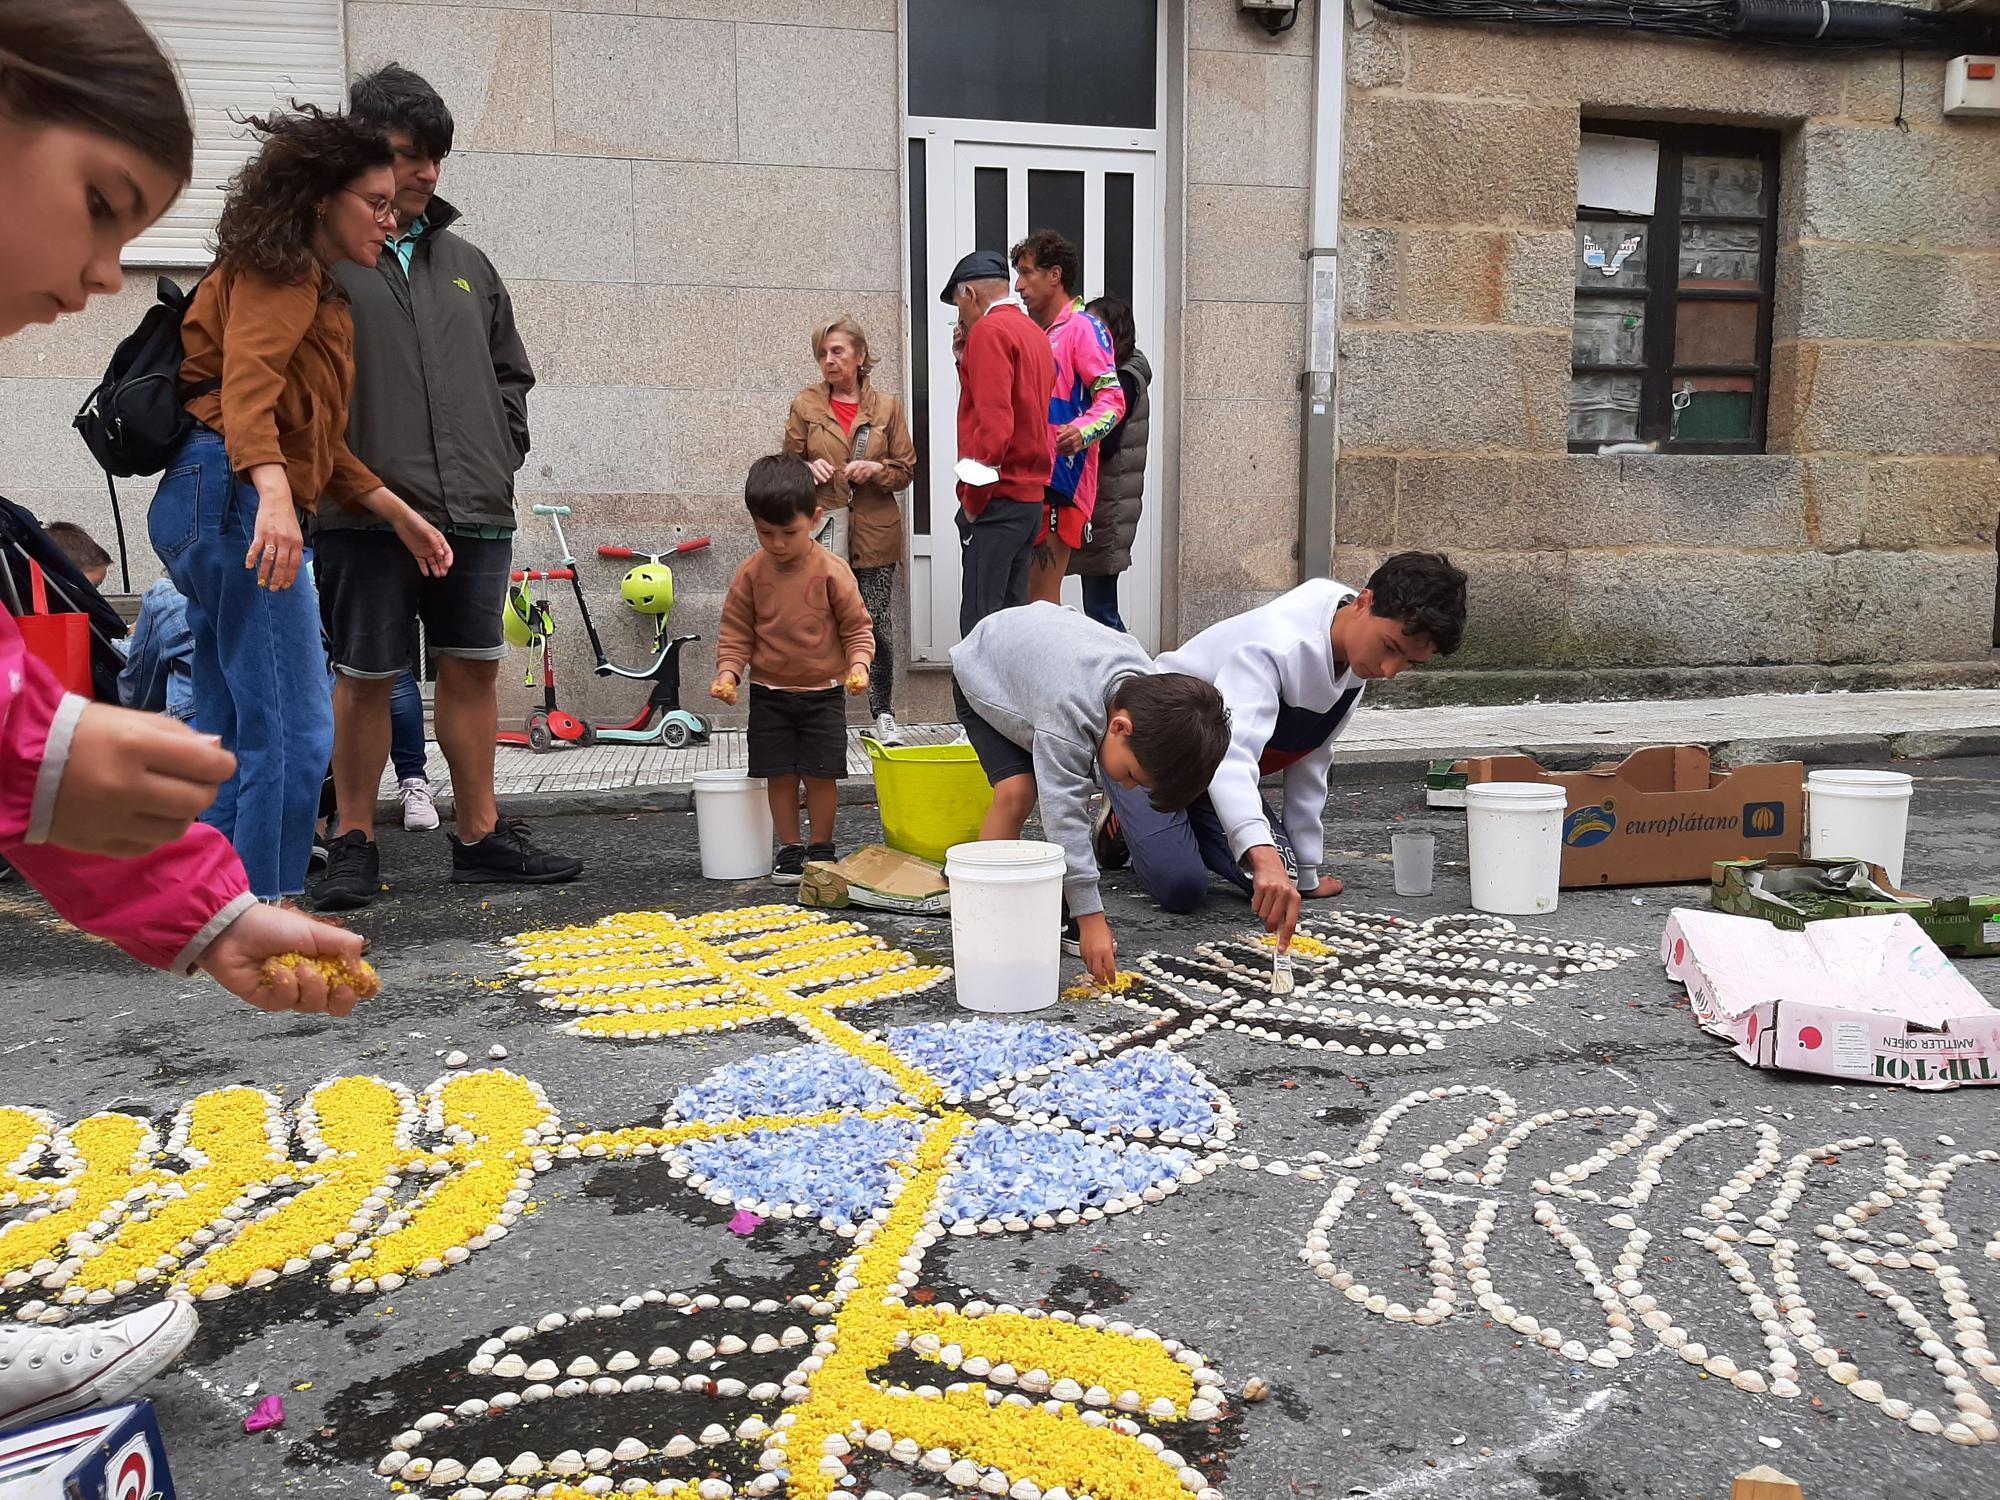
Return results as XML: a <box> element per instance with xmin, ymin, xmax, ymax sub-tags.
<box><xmin>179</xmin><ymin>261</ymin><xmax>380</xmax><ymax>512</ymax></box>
<box><xmin>781</xmin><ymin>382</ymin><xmax>916</xmax><ymax>570</ymax></box>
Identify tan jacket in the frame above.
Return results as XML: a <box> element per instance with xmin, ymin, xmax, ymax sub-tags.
<box><xmin>180</xmin><ymin>261</ymin><xmax>381</xmax><ymax>512</ymax></box>
<box><xmin>782</xmin><ymin>382</ymin><xmax>916</xmax><ymax>570</ymax></box>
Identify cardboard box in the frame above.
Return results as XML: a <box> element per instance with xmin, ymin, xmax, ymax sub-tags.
<box><xmin>1459</xmin><ymin>746</ymin><xmax>1803</xmax><ymax>887</ymax></box>
<box><xmin>1661</xmin><ymin>908</ymin><xmax>2000</xmax><ymax>1089</ymax></box>
<box><xmin>0</xmin><ymin>1402</ymin><xmax>175</xmax><ymax>1499</ymax></box>
<box><xmin>798</xmin><ymin>844</ymin><xmax>949</xmax><ymax>915</ymax></box>
<box><xmin>1712</xmin><ymin>854</ymin><xmax>2000</xmax><ymax>958</ymax></box>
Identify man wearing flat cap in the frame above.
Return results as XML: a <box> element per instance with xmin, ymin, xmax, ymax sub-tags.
<box><xmin>940</xmin><ymin>250</ymin><xmax>1055</xmax><ymax>635</ymax></box>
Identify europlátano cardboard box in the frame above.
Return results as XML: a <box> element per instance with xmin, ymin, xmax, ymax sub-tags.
<box><xmin>1458</xmin><ymin>745</ymin><xmax>1804</xmax><ymax>887</ymax></box>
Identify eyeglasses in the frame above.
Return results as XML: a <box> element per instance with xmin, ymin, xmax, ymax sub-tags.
<box><xmin>342</xmin><ymin>188</ymin><xmax>397</xmax><ymax>226</ymax></box>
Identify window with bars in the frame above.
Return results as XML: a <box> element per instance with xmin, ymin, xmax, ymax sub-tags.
<box><xmin>1568</xmin><ymin>125</ymin><xmax>1779</xmax><ymax>454</ymax></box>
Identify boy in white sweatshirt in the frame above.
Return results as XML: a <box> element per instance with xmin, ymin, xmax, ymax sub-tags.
<box><xmin>1096</xmin><ymin>552</ymin><xmax>1467</xmax><ymax>944</ymax></box>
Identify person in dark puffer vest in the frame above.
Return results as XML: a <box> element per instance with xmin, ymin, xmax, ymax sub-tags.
<box><xmin>1068</xmin><ymin>294</ymin><xmax>1151</xmax><ymax>633</ymax></box>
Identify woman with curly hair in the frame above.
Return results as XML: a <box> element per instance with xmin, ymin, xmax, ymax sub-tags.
<box><xmin>153</xmin><ymin>105</ymin><xmax>451</xmax><ymax>902</ymax></box>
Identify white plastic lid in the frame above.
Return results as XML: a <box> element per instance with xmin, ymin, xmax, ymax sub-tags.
<box><xmin>1465</xmin><ymin>782</ymin><xmax>1570</xmax><ymax>810</ymax></box>
<box><xmin>1807</xmin><ymin>769</ymin><xmax>1914</xmax><ymax>794</ymax></box>
<box><xmin>944</xmin><ymin>839</ymin><xmax>1066</xmax><ymax>871</ymax></box>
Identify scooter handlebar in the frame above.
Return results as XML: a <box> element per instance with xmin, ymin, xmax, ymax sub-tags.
<box><xmin>531</xmin><ymin>504</ymin><xmax>572</xmax><ymax>517</ymax></box>
<box><xmin>597</xmin><ymin>545</ymin><xmax>636</xmax><ymax>559</ymax></box>
<box><xmin>511</xmin><ymin>569</ymin><xmax>576</xmax><ymax>581</ymax></box>
<box><xmin>676</xmin><ymin>535</ymin><xmax>712</xmax><ymax>554</ymax></box>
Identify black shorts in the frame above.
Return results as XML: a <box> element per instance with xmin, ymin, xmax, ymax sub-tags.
<box><xmin>747</xmin><ymin>685</ymin><xmax>847</xmax><ymax>781</ymax></box>
<box><xmin>316</xmin><ymin>528</ymin><xmax>513</xmax><ymax>679</ymax></box>
<box><xmin>953</xmin><ymin>681</ymin><xmax>1033</xmax><ymax>787</ymax></box>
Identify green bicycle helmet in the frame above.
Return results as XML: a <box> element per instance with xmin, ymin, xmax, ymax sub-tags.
<box><xmin>504</xmin><ymin>583</ymin><xmax>541</xmax><ymax>648</ymax></box>
<box><xmin>620</xmin><ymin>562</ymin><xmax>675</xmax><ymax>617</ymax></box>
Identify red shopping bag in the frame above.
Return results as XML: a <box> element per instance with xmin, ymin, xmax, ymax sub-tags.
<box><xmin>15</xmin><ymin>561</ymin><xmax>93</xmax><ymax>696</ymax></box>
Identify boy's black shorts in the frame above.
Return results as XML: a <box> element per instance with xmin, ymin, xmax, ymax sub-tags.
<box><xmin>953</xmin><ymin>681</ymin><xmax>1033</xmax><ymax>787</ymax></box>
<box><xmin>747</xmin><ymin>685</ymin><xmax>847</xmax><ymax>780</ymax></box>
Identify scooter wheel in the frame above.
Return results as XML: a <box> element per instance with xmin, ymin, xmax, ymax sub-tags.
<box><xmin>577</xmin><ymin>721</ymin><xmax>599</xmax><ymax>748</ymax></box>
<box><xmin>526</xmin><ymin>711</ymin><xmax>553</xmax><ymax>754</ymax></box>
<box><xmin>661</xmin><ymin>718</ymin><xmax>691</xmax><ymax>750</ymax></box>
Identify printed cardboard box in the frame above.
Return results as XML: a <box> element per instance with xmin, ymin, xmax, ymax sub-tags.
<box><xmin>1459</xmin><ymin>746</ymin><xmax>1803</xmax><ymax>887</ymax></box>
<box><xmin>1712</xmin><ymin>854</ymin><xmax>2000</xmax><ymax>958</ymax></box>
<box><xmin>799</xmin><ymin>844</ymin><xmax>949</xmax><ymax>915</ymax></box>
<box><xmin>1661</xmin><ymin>908</ymin><xmax>2000</xmax><ymax>1090</ymax></box>
<box><xmin>0</xmin><ymin>1401</ymin><xmax>175</xmax><ymax>1499</ymax></box>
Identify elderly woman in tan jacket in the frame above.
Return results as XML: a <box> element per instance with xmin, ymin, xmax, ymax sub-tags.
<box><xmin>782</xmin><ymin>317</ymin><xmax>918</xmax><ymax>743</ymax></box>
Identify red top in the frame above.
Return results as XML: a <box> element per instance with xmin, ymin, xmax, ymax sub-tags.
<box><xmin>831</xmin><ymin>399</ymin><xmax>859</xmax><ymax>435</ymax></box>
<box><xmin>955</xmin><ymin>302</ymin><xmax>1057</xmax><ymax>518</ymax></box>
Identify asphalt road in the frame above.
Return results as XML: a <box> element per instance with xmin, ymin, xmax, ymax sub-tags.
<box><xmin>0</xmin><ymin>757</ymin><xmax>1994</xmax><ymax>1500</ymax></box>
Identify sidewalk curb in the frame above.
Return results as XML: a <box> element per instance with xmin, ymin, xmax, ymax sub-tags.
<box><xmin>383</xmin><ymin>722</ymin><xmax>2000</xmax><ymax>823</ymax></box>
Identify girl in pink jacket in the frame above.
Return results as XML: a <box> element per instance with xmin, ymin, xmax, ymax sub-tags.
<box><xmin>0</xmin><ymin>3</ymin><xmax>369</xmax><ymax>1014</ymax></box>
<box><xmin>0</xmin><ymin>0</ymin><xmax>375</xmax><ymax>1438</ymax></box>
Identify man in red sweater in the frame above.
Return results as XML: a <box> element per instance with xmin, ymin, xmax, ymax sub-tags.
<box><xmin>943</xmin><ymin>250</ymin><xmax>1056</xmax><ymax>635</ymax></box>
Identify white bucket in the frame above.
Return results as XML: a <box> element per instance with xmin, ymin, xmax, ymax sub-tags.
<box><xmin>692</xmin><ymin>770</ymin><xmax>774</xmax><ymax>881</ymax></box>
<box><xmin>1465</xmin><ymin>783</ymin><xmax>1568</xmax><ymax>915</ymax></box>
<box><xmin>944</xmin><ymin>839</ymin><xmax>1067</xmax><ymax>1013</ymax></box>
<box><xmin>1808</xmin><ymin>769</ymin><xmax>1915</xmax><ymax>886</ymax></box>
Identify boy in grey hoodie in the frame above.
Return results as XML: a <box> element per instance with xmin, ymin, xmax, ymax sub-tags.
<box><xmin>950</xmin><ymin>603</ymin><xmax>1230</xmax><ymax>984</ymax></box>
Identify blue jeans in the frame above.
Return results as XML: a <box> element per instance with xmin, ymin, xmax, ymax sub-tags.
<box><xmin>1080</xmin><ymin>573</ymin><xmax>1125</xmax><ymax>632</ymax></box>
<box><xmin>391</xmin><ymin>669</ymin><xmax>427</xmax><ymax>783</ymax></box>
<box><xmin>1102</xmin><ymin>774</ymin><xmax>1297</xmax><ymax>914</ymax></box>
<box><xmin>148</xmin><ymin>428</ymin><xmax>332</xmax><ymax>899</ymax></box>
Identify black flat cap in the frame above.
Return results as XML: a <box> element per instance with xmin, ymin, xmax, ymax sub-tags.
<box><xmin>939</xmin><ymin>249</ymin><xmax>1010</xmax><ymax>304</ymax></box>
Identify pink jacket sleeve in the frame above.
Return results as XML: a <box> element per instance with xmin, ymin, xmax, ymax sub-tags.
<box><xmin>0</xmin><ymin>605</ymin><xmax>254</xmax><ymax>974</ymax></box>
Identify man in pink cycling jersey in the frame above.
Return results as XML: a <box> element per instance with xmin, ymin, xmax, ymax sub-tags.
<box><xmin>1010</xmin><ymin>229</ymin><xmax>1125</xmax><ymax>605</ymax></box>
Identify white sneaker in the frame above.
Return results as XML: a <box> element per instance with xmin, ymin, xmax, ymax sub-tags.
<box><xmin>0</xmin><ymin>1301</ymin><xmax>198</xmax><ymax>1431</ymax></box>
<box><xmin>872</xmin><ymin>712</ymin><xmax>905</xmax><ymax>747</ymax></box>
<box><xmin>400</xmin><ymin>778</ymin><xmax>440</xmax><ymax>832</ymax></box>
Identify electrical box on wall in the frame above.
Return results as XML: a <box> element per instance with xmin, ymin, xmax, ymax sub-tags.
<box><xmin>1944</xmin><ymin>56</ymin><xmax>2000</xmax><ymax>117</ymax></box>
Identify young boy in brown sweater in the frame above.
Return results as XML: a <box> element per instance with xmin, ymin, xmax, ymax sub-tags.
<box><xmin>712</xmin><ymin>455</ymin><xmax>876</xmax><ymax>882</ymax></box>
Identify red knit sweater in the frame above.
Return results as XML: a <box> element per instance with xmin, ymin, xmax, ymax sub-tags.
<box><xmin>956</xmin><ymin>300</ymin><xmax>1055</xmax><ymax>517</ymax></box>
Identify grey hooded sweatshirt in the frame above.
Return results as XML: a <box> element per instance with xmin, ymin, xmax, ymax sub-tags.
<box><xmin>950</xmin><ymin>602</ymin><xmax>1155</xmax><ymax>917</ymax></box>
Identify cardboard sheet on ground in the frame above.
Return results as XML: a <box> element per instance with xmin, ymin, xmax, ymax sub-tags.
<box><xmin>799</xmin><ymin>843</ymin><xmax>950</xmax><ymax>915</ymax></box>
<box><xmin>1459</xmin><ymin>746</ymin><xmax>1803</xmax><ymax>887</ymax></box>
<box><xmin>1661</xmin><ymin>908</ymin><xmax>2000</xmax><ymax>1089</ymax></box>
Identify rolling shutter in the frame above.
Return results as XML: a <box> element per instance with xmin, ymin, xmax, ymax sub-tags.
<box><xmin>126</xmin><ymin>1</ymin><xmax>346</xmax><ymax>266</ymax></box>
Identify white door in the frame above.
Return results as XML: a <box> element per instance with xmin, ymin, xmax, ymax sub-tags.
<box><xmin>909</xmin><ymin>131</ymin><xmax>1163</xmax><ymax>661</ymax></box>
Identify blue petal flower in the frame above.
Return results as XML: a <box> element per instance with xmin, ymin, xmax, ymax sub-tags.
<box><xmin>669</xmin><ymin>1044</ymin><xmax>899</xmax><ymax>1121</ymax></box>
<box><xmin>938</xmin><ymin>1120</ymin><xmax>1193</xmax><ymax>1225</ymax></box>
<box><xmin>882</xmin><ymin>1020</ymin><xmax>1098</xmax><ymax>1095</ymax></box>
<box><xmin>680</xmin><ymin>1116</ymin><xmax>924</xmax><ymax>1222</ymax></box>
<box><xmin>1005</xmin><ymin>1049</ymin><xmax>1222</xmax><ymax>1141</ymax></box>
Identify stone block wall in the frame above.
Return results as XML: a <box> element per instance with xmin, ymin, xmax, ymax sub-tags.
<box><xmin>336</xmin><ymin>0</ymin><xmax>908</xmax><ymax>729</ymax></box>
<box><xmin>1178</xmin><ymin>0</ymin><xmax>1314</xmax><ymax>635</ymax></box>
<box><xmin>1334</xmin><ymin>6</ymin><xmax>2000</xmax><ymax>701</ymax></box>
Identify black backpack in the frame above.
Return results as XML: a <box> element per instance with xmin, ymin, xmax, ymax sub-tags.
<box><xmin>73</xmin><ymin>273</ymin><xmax>217</xmax><ymax>480</ymax></box>
<box><xmin>71</xmin><ymin>273</ymin><xmax>218</xmax><ymax>592</ymax></box>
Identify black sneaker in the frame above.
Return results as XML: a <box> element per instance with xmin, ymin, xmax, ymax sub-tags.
<box><xmin>1091</xmin><ymin>800</ymin><xmax>1129</xmax><ymax>871</ymax></box>
<box><xmin>315</xmin><ymin>830</ymin><xmax>379</xmax><ymax>912</ymax></box>
<box><xmin>309</xmin><ymin>834</ymin><xmax>330</xmax><ymax>874</ymax></box>
<box><xmin>450</xmin><ymin>820</ymin><xmax>585</xmax><ymax>886</ymax></box>
<box><xmin>1062</xmin><ymin>915</ymin><xmax>1083</xmax><ymax>957</ymax></box>
<box><xmin>804</xmin><ymin>842</ymin><xmax>837</xmax><ymax>868</ymax></box>
<box><xmin>772</xmin><ymin>844</ymin><xmax>806</xmax><ymax>885</ymax></box>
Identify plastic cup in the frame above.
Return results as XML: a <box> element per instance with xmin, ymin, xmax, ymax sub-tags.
<box><xmin>1392</xmin><ymin>830</ymin><xmax>1435</xmax><ymax>897</ymax></box>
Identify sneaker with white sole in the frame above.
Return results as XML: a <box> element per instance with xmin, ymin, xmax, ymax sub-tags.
<box><xmin>400</xmin><ymin>777</ymin><xmax>440</xmax><ymax>832</ymax></box>
<box><xmin>872</xmin><ymin>712</ymin><xmax>905</xmax><ymax>747</ymax></box>
<box><xmin>0</xmin><ymin>1301</ymin><xmax>198</xmax><ymax>1432</ymax></box>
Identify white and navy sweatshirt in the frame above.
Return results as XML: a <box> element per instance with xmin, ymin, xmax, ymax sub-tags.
<box><xmin>1157</xmin><ymin>579</ymin><xmax>1364</xmax><ymax>891</ymax></box>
